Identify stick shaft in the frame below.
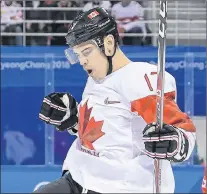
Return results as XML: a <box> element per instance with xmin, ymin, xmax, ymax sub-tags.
<box><xmin>154</xmin><ymin>1</ymin><xmax>168</xmax><ymax>193</ymax></box>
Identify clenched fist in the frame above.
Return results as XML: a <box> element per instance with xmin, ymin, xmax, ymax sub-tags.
<box><xmin>39</xmin><ymin>92</ymin><xmax>78</xmax><ymax>134</ymax></box>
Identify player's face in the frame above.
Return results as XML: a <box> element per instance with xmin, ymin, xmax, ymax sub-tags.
<box><xmin>73</xmin><ymin>42</ymin><xmax>108</xmax><ymax>79</ymax></box>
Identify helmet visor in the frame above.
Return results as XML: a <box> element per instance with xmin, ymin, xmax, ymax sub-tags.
<box><xmin>64</xmin><ymin>47</ymin><xmax>79</xmax><ymax>65</ymax></box>
<box><xmin>64</xmin><ymin>40</ymin><xmax>99</xmax><ymax>65</ymax></box>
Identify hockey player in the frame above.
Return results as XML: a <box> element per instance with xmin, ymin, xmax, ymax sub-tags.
<box><xmin>35</xmin><ymin>7</ymin><xmax>196</xmax><ymax>193</ymax></box>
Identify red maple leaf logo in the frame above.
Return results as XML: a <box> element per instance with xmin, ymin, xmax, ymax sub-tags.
<box><xmin>78</xmin><ymin>100</ymin><xmax>104</xmax><ymax>150</ymax></box>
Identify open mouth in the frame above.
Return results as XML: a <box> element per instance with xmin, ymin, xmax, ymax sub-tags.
<box><xmin>87</xmin><ymin>69</ymin><xmax>92</xmax><ymax>75</ymax></box>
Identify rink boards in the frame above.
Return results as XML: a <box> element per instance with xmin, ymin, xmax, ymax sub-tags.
<box><xmin>1</xmin><ymin>165</ymin><xmax>204</xmax><ymax>193</ymax></box>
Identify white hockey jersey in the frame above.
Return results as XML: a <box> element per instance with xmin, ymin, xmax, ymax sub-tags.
<box><xmin>63</xmin><ymin>62</ymin><xmax>196</xmax><ymax>193</ymax></box>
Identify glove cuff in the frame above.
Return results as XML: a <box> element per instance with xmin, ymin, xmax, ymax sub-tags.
<box><xmin>56</xmin><ymin>115</ymin><xmax>78</xmax><ymax>132</ymax></box>
<box><xmin>67</xmin><ymin>127</ymin><xmax>78</xmax><ymax>136</ymax></box>
<box><xmin>171</xmin><ymin>128</ymin><xmax>189</xmax><ymax>162</ymax></box>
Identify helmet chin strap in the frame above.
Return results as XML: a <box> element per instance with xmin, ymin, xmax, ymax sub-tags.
<box><xmin>93</xmin><ymin>37</ymin><xmax>117</xmax><ymax>76</ymax></box>
<box><xmin>106</xmin><ymin>46</ymin><xmax>117</xmax><ymax>76</ymax></box>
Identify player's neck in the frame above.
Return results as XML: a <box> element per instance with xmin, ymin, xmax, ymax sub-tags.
<box><xmin>111</xmin><ymin>48</ymin><xmax>132</xmax><ymax>72</ymax></box>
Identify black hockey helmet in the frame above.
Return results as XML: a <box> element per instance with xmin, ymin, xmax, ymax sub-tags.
<box><xmin>65</xmin><ymin>7</ymin><xmax>119</xmax><ymax>75</ymax></box>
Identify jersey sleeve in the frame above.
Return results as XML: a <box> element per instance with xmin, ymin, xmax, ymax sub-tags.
<box><xmin>121</xmin><ymin>62</ymin><xmax>196</xmax><ymax>132</ymax></box>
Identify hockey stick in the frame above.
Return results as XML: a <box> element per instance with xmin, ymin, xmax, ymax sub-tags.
<box><xmin>154</xmin><ymin>1</ymin><xmax>168</xmax><ymax>193</ymax></box>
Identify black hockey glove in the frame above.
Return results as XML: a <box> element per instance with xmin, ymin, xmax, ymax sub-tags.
<box><xmin>142</xmin><ymin>122</ymin><xmax>189</xmax><ymax>162</ymax></box>
<box><xmin>39</xmin><ymin>92</ymin><xmax>78</xmax><ymax>134</ymax></box>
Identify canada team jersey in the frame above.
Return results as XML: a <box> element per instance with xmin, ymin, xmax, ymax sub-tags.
<box><xmin>63</xmin><ymin>62</ymin><xmax>196</xmax><ymax>193</ymax></box>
